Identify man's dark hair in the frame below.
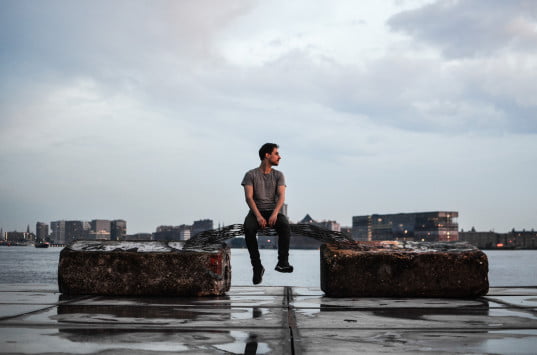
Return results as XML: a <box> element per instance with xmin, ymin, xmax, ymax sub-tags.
<box><xmin>259</xmin><ymin>143</ymin><xmax>279</xmax><ymax>161</ymax></box>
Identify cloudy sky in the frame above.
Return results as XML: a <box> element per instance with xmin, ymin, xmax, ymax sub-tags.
<box><xmin>1</xmin><ymin>0</ymin><xmax>536</xmax><ymax>234</ymax></box>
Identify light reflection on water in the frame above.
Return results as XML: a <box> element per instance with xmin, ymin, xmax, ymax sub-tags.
<box><xmin>0</xmin><ymin>246</ymin><xmax>536</xmax><ymax>287</ymax></box>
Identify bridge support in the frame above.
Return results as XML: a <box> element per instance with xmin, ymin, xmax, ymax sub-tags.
<box><xmin>58</xmin><ymin>241</ymin><xmax>231</xmax><ymax>296</ymax></box>
<box><xmin>320</xmin><ymin>241</ymin><xmax>489</xmax><ymax>298</ymax></box>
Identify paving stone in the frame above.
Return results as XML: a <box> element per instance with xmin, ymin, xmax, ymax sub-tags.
<box><xmin>0</xmin><ymin>305</ymin><xmax>52</xmax><ymax>319</ymax></box>
<box><xmin>6</xmin><ymin>302</ymin><xmax>287</xmax><ymax>329</ymax></box>
<box><xmin>58</xmin><ymin>241</ymin><xmax>231</xmax><ymax>296</ymax></box>
<box><xmin>294</xmin><ymin>306</ymin><xmax>537</xmax><ymax>329</ymax></box>
<box><xmin>0</xmin><ymin>292</ymin><xmax>61</xmax><ymax>305</ymax></box>
<box><xmin>321</xmin><ymin>241</ymin><xmax>489</xmax><ymax>297</ymax></box>
<box><xmin>484</xmin><ymin>295</ymin><xmax>537</xmax><ymax>308</ymax></box>
<box><xmin>0</xmin><ymin>284</ymin><xmax>59</xmax><ymax>292</ymax></box>
<box><xmin>0</xmin><ymin>327</ymin><xmax>290</xmax><ymax>354</ymax></box>
<box><xmin>295</xmin><ymin>329</ymin><xmax>537</xmax><ymax>354</ymax></box>
<box><xmin>292</xmin><ymin>295</ymin><xmax>489</xmax><ymax>310</ymax></box>
<box><xmin>1</xmin><ymin>284</ymin><xmax>536</xmax><ymax>354</ymax></box>
<box><xmin>65</xmin><ymin>294</ymin><xmax>286</xmax><ymax>308</ymax></box>
<box><xmin>488</xmin><ymin>287</ymin><xmax>537</xmax><ymax>296</ymax></box>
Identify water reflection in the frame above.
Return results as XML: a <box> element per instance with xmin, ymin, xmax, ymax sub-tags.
<box><xmin>244</xmin><ymin>333</ymin><xmax>258</xmax><ymax>354</ymax></box>
<box><xmin>55</xmin><ymin>298</ymin><xmax>271</xmax><ymax>353</ymax></box>
<box><xmin>316</xmin><ymin>297</ymin><xmax>491</xmax><ymax>320</ymax></box>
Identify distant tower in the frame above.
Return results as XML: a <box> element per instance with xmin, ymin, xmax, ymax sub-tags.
<box><xmin>27</xmin><ymin>224</ymin><xmax>30</xmax><ymax>233</ymax></box>
<box><xmin>36</xmin><ymin>222</ymin><xmax>49</xmax><ymax>242</ymax></box>
<box><xmin>91</xmin><ymin>219</ymin><xmax>111</xmax><ymax>233</ymax></box>
<box><xmin>111</xmin><ymin>220</ymin><xmax>127</xmax><ymax>241</ymax></box>
<box><xmin>51</xmin><ymin>220</ymin><xmax>66</xmax><ymax>244</ymax></box>
<box><xmin>191</xmin><ymin>219</ymin><xmax>213</xmax><ymax>238</ymax></box>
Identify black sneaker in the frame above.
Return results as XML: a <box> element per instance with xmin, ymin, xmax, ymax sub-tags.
<box><xmin>275</xmin><ymin>262</ymin><xmax>294</xmax><ymax>273</ymax></box>
<box><xmin>252</xmin><ymin>265</ymin><xmax>265</xmax><ymax>285</ymax></box>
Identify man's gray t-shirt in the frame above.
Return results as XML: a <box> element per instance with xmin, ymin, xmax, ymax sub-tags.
<box><xmin>241</xmin><ymin>168</ymin><xmax>286</xmax><ymax>211</ymax></box>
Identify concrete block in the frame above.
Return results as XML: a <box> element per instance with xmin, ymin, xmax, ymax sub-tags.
<box><xmin>321</xmin><ymin>241</ymin><xmax>488</xmax><ymax>298</ymax></box>
<box><xmin>58</xmin><ymin>241</ymin><xmax>231</xmax><ymax>296</ymax></box>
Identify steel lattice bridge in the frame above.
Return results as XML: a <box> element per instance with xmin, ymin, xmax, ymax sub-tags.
<box><xmin>183</xmin><ymin>223</ymin><xmax>352</xmax><ymax>250</ymax></box>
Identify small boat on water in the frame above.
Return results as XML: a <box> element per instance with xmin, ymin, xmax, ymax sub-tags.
<box><xmin>35</xmin><ymin>242</ymin><xmax>50</xmax><ymax>248</ymax></box>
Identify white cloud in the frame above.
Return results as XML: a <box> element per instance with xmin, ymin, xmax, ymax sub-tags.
<box><xmin>1</xmin><ymin>0</ymin><xmax>536</xmax><ymax>233</ymax></box>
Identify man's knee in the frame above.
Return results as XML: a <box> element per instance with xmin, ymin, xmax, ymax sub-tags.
<box><xmin>276</xmin><ymin>214</ymin><xmax>290</xmax><ymax>232</ymax></box>
<box><xmin>277</xmin><ymin>213</ymin><xmax>289</xmax><ymax>224</ymax></box>
<box><xmin>244</xmin><ymin>214</ymin><xmax>259</xmax><ymax>235</ymax></box>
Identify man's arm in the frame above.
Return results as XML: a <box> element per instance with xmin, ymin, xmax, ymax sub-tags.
<box><xmin>268</xmin><ymin>185</ymin><xmax>286</xmax><ymax>227</ymax></box>
<box><xmin>244</xmin><ymin>185</ymin><xmax>267</xmax><ymax>228</ymax></box>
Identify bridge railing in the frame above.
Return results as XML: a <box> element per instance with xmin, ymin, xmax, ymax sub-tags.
<box><xmin>183</xmin><ymin>223</ymin><xmax>352</xmax><ymax>250</ymax></box>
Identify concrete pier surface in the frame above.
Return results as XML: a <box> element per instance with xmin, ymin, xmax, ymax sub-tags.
<box><xmin>1</xmin><ymin>284</ymin><xmax>536</xmax><ymax>354</ymax></box>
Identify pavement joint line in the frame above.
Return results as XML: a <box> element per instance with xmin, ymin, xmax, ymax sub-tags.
<box><xmin>285</xmin><ymin>286</ymin><xmax>301</xmax><ymax>355</ymax></box>
<box><xmin>0</xmin><ymin>295</ymin><xmax>108</xmax><ymax>322</ymax></box>
<box><xmin>483</xmin><ymin>297</ymin><xmax>537</xmax><ymax>311</ymax></box>
<box><xmin>0</xmin><ymin>304</ymin><xmax>57</xmax><ymax>322</ymax></box>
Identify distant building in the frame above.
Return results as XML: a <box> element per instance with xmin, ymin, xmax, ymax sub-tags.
<box><xmin>87</xmin><ymin>231</ymin><xmax>111</xmax><ymax>240</ymax></box>
<box><xmin>352</xmin><ymin>211</ymin><xmax>459</xmax><ymax>242</ymax></box>
<box><xmin>65</xmin><ymin>220</ymin><xmax>88</xmax><ymax>243</ymax></box>
<box><xmin>91</xmin><ymin>219</ymin><xmax>111</xmax><ymax>233</ymax></box>
<box><xmin>290</xmin><ymin>214</ymin><xmax>342</xmax><ymax>249</ymax></box>
<box><xmin>5</xmin><ymin>231</ymin><xmax>33</xmax><ymax>243</ymax></box>
<box><xmin>51</xmin><ymin>220</ymin><xmax>66</xmax><ymax>244</ymax></box>
<box><xmin>191</xmin><ymin>219</ymin><xmax>213</xmax><ymax>238</ymax></box>
<box><xmin>153</xmin><ymin>225</ymin><xmax>191</xmax><ymax>241</ymax></box>
<box><xmin>111</xmin><ymin>220</ymin><xmax>127</xmax><ymax>241</ymax></box>
<box><xmin>36</xmin><ymin>222</ymin><xmax>49</xmax><ymax>242</ymax></box>
<box><xmin>509</xmin><ymin>230</ymin><xmax>537</xmax><ymax>249</ymax></box>
<box><xmin>299</xmin><ymin>214</ymin><xmax>340</xmax><ymax>231</ymax></box>
<box><xmin>125</xmin><ymin>233</ymin><xmax>153</xmax><ymax>241</ymax></box>
<box><xmin>460</xmin><ymin>229</ymin><xmax>537</xmax><ymax>249</ymax></box>
<box><xmin>340</xmin><ymin>226</ymin><xmax>352</xmax><ymax>238</ymax></box>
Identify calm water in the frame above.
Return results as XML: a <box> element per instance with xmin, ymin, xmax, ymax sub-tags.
<box><xmin>0</xmin><ymin>247</ymin><xmax>535</xmax><ymax>287</ymax></box>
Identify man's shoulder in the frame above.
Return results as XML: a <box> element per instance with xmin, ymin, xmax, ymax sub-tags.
<box><xmin>244</xmin><ymin>168</ymin><xmax>260</xmax><ymax>176</ymax></box>
<box><xmin>272</xmin><ymin>168</ymin><xmax>284</xmax><ymax>177</ymax></box>
<box><xmin>241</xmin><ymin>168</ymin><xmax>259</xmax><ymax>186</ymax></box>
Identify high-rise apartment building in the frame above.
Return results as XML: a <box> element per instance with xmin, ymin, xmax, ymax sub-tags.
<box><xmin>111</xmin><ymin>220</ymin><xmax>127</xmax><ymax>241</ymax></box>
<box><xmin>154</xmin><ymin>224</ymin><xmax>191</xmax><ymax>241</ymax></box>
<box><xmin>36</xmin><ymin>222</ymin><xmax>49</xmax><ymax>242</ymax></box>
<box><xmin>65</xmin><ymin>220</ymin><xmax>87</xmax><ymax>243</ymax></box>
<box><xmin>91</xmin><ymin>219</ymin><xmax>111</xmax><ymax>233</ymax></box>
<box><xmin>352</xmin><ymin>211</ymin><xmax>459</xmax><ymax>242</ymax></box>
<box><xmin>191</xmin><ymin>219</ymin><xmax>213</xmax><ymax>238</ymax></box>
<box><xmin>51</xmin><ymin>220</ymin><xmax>66</xmax><ymax>244</ymax></box>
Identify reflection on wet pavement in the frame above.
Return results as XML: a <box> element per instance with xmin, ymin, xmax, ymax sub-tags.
<box><xmin>1</xmin><ymin>285</ymin><xmax>536</xmax><ymax>354</ymax></box>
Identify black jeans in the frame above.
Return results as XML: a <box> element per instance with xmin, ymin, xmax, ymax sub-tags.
<box><xmin>244</xmin><ymin>210</ymin><xmax>290</xmax><ymax>267</ymax></box>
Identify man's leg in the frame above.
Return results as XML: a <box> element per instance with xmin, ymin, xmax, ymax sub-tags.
<box><xmin>274</xmin><ymin>213</ymin><xmax>293</xmax><ymax>273</ymax></box>
<box><xmin>244</xmin><ymin>211</ymin><xmax>264</xmax><ymax>284</ymax></box>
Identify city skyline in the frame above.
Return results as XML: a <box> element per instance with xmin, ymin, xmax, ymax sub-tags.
<box><xmin>1</xmin><ymin>1</ymin><xmax>536</xmax><ymax>234</ymax></box>
<box><xmin>1</xmin><ymin>209</ymin><xmax>535</xmax><ymax>236</ymax></box>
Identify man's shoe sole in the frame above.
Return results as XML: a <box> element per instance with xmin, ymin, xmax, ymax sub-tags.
<box><xmin>253</xmin><ymin>267</ymin><xmax>265</xmax><ymax>285</ymax></box>
<box><xmin>275</xmin><ymin>266</ymin><xmax>293</xmax><ymax>273</ymax></box>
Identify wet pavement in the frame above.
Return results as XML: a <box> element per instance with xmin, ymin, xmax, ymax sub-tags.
<box><xmin>1</xmin><ymin>284</ymin><xmax>536</xmax><ymax>354</ymax></box>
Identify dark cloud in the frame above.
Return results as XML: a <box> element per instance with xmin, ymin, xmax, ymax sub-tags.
<box><xmin>388</xmin><ymin>0</ymin><xmax>537</xmax><ymax>58</ymax></box>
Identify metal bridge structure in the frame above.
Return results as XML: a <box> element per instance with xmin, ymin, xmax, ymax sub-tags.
<box><xmin>183</xmin><ymin>223</ymin><xmax>352</xmax><ymax>250</ymax></box>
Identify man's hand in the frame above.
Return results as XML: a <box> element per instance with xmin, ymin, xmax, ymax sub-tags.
<box><xmin>268</xmin><ymin>213</ymin><xmax>278</xmax><ymax>227</ymax></box>
<box><xmin>257</xmin><ymin>215</ymin><xmax>267</xmax><ymax>229</ymax></box>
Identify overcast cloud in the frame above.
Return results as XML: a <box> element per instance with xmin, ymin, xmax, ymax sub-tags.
<box><xmin>1</xmin><ymin>0</ymin><xmax>536</xmax><ymax>234</ymax></box>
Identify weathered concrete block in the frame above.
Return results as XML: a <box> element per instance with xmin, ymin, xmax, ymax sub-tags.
<box><xmin>321</xmin><ymin>241</ymin><xmax>488</xmax><ymax>298</ymax></box>
<box><xmin>58</xmin><ymin>241</ymin><xmax>231</xmax><ymax>296</ymax></box>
